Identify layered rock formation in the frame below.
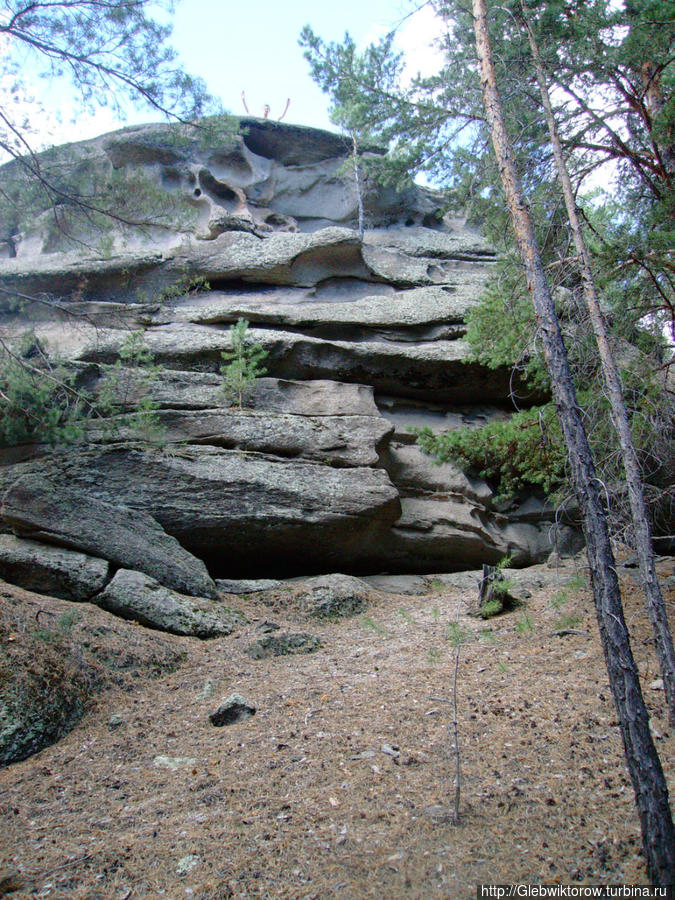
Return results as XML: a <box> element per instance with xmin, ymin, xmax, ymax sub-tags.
<box><xmin>0</xmin><ymin>116</ymin><xmax>580</xmax><ymax>598</ymax></box>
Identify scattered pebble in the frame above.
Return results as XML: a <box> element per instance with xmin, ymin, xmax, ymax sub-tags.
<box><xmin>176</xmin><ymin>855</ymin><xmax>200</xmax><ymax>876</ymax></box>
<box><xmin>424</xmin><ymin>804</ymin><xmax>454</xmax><ymax>824</ymax></box>
<box><xmin>381</xmin><ymin>743</ymin><xmax>400</xmax><ymax>758</ymax></box>
<box><xmin>197</xmin><ymin>679</ymin><xmax>215</xmax><ymax>700</ymax></box>
<box><xmin>154</xmin><ymin>756</ymin><xmax>197</xmax><ymax>770</ymax></box>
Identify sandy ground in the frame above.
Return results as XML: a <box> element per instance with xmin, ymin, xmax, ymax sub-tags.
<box><xmin>0</xmin><ymin>558</ymin><xmax>673</xmax><ymax>899</ymax></box>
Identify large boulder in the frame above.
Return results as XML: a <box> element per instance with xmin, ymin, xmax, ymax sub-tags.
<box><xmin>0</xmin><ymin>116</ymin><xmax>585</xmax><ymax>575</ymax></box>
<box><xmin>0</xmin><ymin>636</ymin><xmax>102</xmax><ymax>768</ymax></box>
<box><xmin>93</xmin><ymin>569</ymin><xmax>243</xmax><ymax>638</ymax></box>
<box><xmin>0</xmin><ymin>117</ymin><xmax>438</xmax><ymax>260</ymax></box>
<box><xmin>248</xmin><ymin>573</ymin><xmax>376</xmax><ymax>618</ymax></box>
<box><xmin>0</xmin><ymin>534</ymin><xmax>110</xmax><ymax>602</ymax></box>
<box><xmin>1</xmin><ymin>475</ymin><xmax>217</xmax><ymax>597</ymax></box>
<box><xmin>286</xmin><ymin>573</ymin><xmax>373</xmax><ymax>618</ymax></box>
<box><xmin>0</xmin><ymin>583</ymin><xmax>185</xmax><ymax>766</ymax></box>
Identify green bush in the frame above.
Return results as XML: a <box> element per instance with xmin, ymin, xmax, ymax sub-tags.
<box><xmin>415</xmin><ymin>404</ymin><xmax>567</xmax><ymax>502</ymax></box>
<box><xmin>480</xmin><ymin>598</ymin><xmax>503</xmax><ymax>619</ymax></box>
<box><xmin>0</xmin><ymin>330</ymin><xmax>164</xmax><ymax>447</ymax></box>
<box><xmin>0</xmin><ymin>336</ymin><xmax>89</xmax><ymax>447</ymax></box>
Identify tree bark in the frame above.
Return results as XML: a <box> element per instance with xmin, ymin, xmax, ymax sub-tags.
<box><xmin>520</xmin><ymin>1</ymin><xmax>675</xmax><ymax>728</ymax></box>
<box><xmin>351</xmin><ymin>130</ymin><xmax>365</xmax><ymax>241</ymax></box>
<box><xmin>472</xmin><ymin>0</ymin><xmax>675</xmax><ymax>884</ymax></box>
<box><xmin>477</xmin><ymin>563</ymin><xmax>505</xmax><ymax>616</ymax></box>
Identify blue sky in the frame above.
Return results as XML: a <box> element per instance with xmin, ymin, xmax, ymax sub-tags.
<box><xmin>16</xmin><ymin>0</ymin><xmax>442</xmax><ymax>148</ymax></box>
<box><xmin>171</xmin><ymin>0</ymin><xmax>429</xmax><ymax>131</ymax></box>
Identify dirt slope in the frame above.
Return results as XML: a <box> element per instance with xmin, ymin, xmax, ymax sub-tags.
<box><xmin>0</xmin><ymin>559</ymin><xmax>673</xmax><ymax>899</ymax></box>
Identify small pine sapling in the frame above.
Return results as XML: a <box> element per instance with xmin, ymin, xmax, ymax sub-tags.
<box><xmin>97</xmin><ymin>331</ymin><xmax>164</xmax><ymax>444</ymax></box>
<box><xmin>447</xmin><ymin>617</ymin><xmax>466</xmax><ymax>825</ymax></box>
<box><xmin>220</xmin><ymin>319</ymin><xmax>268</xmax><ymax>408</ymax></box>
<box><xmin>0</xmin><ymin>332</ymin><xmax>90</xmax><ymax>446</ymax></box>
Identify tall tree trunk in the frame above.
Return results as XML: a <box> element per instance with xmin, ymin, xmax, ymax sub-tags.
<box><xmin>520</xmin><ymin>2</ymin><xmax>675</xmax><ymax>728</ymax></box>
<box><xmin>472</xmin><ymin>0</ymin><xmax>675</xmax><ymax>884</ymax></box>
<box><xmin>351</xmin><ymin>130</ymin><xmax>365</xmax><ymax>241</ymax></box>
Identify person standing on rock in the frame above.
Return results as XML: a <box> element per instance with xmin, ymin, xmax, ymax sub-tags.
<box><xmin>241</xmin><ymin>92</ymin><xmax>290</xmax><ymax>120</ymax></box>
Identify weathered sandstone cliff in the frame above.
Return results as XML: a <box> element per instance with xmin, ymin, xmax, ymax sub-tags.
<box><xmin>0</xmin><ymin>117</ymin><xmax>580</xmax><ymax>594</ymax></box>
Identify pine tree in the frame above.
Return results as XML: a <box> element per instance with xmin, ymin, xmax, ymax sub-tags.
<box><xmin>520</xmin><ymin>0</ymin><xmax>675</xmax><ymax>727</ymax></box>
<box><xmin>472</xmin><ymin>0</ymin><xmax>675</xmax><ymax>882</ymax></box>
<box><xmin>220</xmin><ymin>319</ymin><xmax>268</xmax><ymax>409</ymax></box>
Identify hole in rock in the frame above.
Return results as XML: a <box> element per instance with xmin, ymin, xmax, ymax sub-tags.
<box><xmin>198</xmin><ymin>169</ymin><xmax>239</xmax><ymax>203</ymax></box>
<box><xmin>202</xmin><ymin>550</ymin><xmax>394</xmax><ymax>581</ymax></box>
<box><xmin>265</xmin><ymin>213</ymin><xmax>291</xmax><ymax>226</ymax></box>
<box><xmin>202</xmin><ymin>548</ymin><xmax>378</xmax><ymax>581</ymax></box>
<box><xmin>160</xmin><ymin>166</ymin><xmax>181</xmax><ymax>189</ymax></box>
<box><xmin>206</xmin><ymin>149</ymin><xmax>254</xmax><ymax>179</ymax></box>
<box><xmin>203</xmin><ymin>278</ymin><xmax>292</xmax><ymax>296</ymax></box>
<box><xmin>422</xmin><ymin>211</ymin><xmax>444</xmax><ymax>229</ymax></box>
<box><xmin>199</xmin><ymin>545</ymin><xmax>496</xmax><ymax>580</ymax></box>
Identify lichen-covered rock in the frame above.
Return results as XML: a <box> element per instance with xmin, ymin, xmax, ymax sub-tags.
<box><xmin>0</xmin><ymin>116</ymin><xmax>583</xmax><ymax>575</ymax></box>
<box><xmin>365</xmin><ymin>223</ymin><xmax>494</xmax><ymax>261</ymax></box>
<box><xmin>2</xmin><ymin>475</ymin><xmax>217</xmax><ymax>599</ymax></box>
<box><xmin>0</xmin><ymin>648</ymin><xmax>101</xmax><ymax>767</ymax></box>
<box><xmin>209</xmin><ymin>693</ymin><xmax>257</xmax><ymax>726</ymax></box>
<box><xmin>216</xmin><ymin>578</ymin><xmax>282</xmax><ymax>594</ymax></box>
<box><xmin>93</xmin><ymin>569</ymin><xmax>244</xmax><ymax>638</ymax></box>
<box><xmin>0</xmin><ymin>584</ymin><xmax>184</xmax><ymax>766</ymax></box>
<box><xmin>90</xmin><ymin>372</ymin><xmax>380</xmax><ymax>419</ymax></box>
<box><xmin>245</xmin><ymin>632</ymin><xmax>321</xmax><ymax>659</ymax></box>
<box><xmin>1</xmin><ymin>447</ymin><xmax>401</xmax><ymax>575</ymax></box>
<box><xmin>291</xmin><ymin>574</ymin><xmax>373</xmax><ymax>618</ymax></box>
<box><xmin>0</xmin><ymin>534</ymin><xmax>110</xmax><ymax>601</ymax></box>
<box><xmin>145</xmin><ymin>282</ymin><xmax>484</xmax><ymax>332</ymax></box>
<box><xmin>82</xmin><ymin>323</ymin><xmax>509</xmax><ymax>404</ymax></box>
<box><xmin>88</xmin><ymin>408</ymin><xmax>392</xmax><ymax>468</ymax></box>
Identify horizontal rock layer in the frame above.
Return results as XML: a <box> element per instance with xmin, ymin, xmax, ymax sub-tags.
<box><xmin>89</xmin><ymin>408</ymin><xmax>393</xmax><ymax>468</ymax></box>
<box><xmin>0</xmin><ymin>446</ymin><xmax>402</xmax><ymax>576</ymax></box>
